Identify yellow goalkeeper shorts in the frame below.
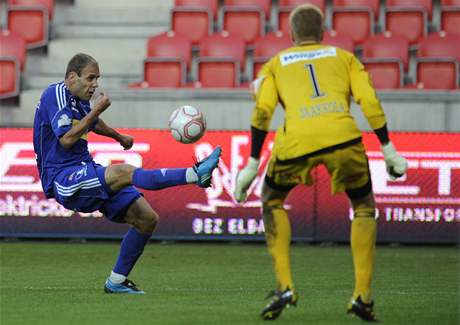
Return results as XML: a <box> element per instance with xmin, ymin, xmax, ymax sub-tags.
<box><xmin>265</xmin><ymin>140</ymin><xmax>371</xmax><ymax>195</ymax></box>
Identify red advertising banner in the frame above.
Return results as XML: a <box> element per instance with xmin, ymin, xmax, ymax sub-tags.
<box><xmin>0</xmin><ymin>128</ymin><xmax>459</xmax><ymax>243</ymax></box>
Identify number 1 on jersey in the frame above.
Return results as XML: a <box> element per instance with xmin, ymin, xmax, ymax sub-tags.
<box><xmin>305</xmin><ymin>63</ymin><xmax>324</xmax><ymax>98</ymax></box>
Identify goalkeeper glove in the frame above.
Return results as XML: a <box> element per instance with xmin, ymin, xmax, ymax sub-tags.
<box><xmin>234</xmin><ymin>157</ymin><xmax>259</xmax><ymax>203</ymax></box>
<box><xmin>381</xmin><ymin>142</ymin><xmax>408</xmax><ymax>180</ymax></box>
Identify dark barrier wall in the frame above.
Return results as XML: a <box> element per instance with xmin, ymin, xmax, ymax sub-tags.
<box><xmin>0</xmin><ymin>128</ymin><xmax>459</xmax><ymax>243</ymax></box>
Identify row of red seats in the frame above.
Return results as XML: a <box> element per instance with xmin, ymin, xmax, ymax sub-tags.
<box><xmin>171</xmin><ymin>0</ymin><xmax>460</xmax><ymax>46</ymax></box>
<box><xmin>132</xmin><ymin>31</ymin><xmax>460</xmax><ymax>90</ymax></box>
<box><xmin>0</xmin><ymin>0</ymin><xmax>54</xmax><ymax>99</ymax></box>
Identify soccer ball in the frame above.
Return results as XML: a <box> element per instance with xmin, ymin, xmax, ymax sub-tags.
<box><xmin>169</xmin><ymin>105</ymin><xmax>207</xmax><ymax>144</ymax></box>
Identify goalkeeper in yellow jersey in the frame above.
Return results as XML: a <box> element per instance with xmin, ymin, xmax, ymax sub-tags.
<box><xmin>234</xmin><ymin>4</ymin><xmax>407</xmax><ymax>322</ymax></box>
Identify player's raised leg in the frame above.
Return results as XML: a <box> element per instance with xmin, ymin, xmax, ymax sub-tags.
<box><xmin>103</xmin><ymin>146</ymin><xmax>222</xmax><ymax>192</ymax></box>
<box><xmin>260</xmin><ymin>183</ymin><xmax>297</xmax><ymax>320</ymax></box>
<box><xmin>104</xmin><ymin>196</ymin><xmax>157</xmax><ymax>294</ymax></box>
<box><xmin>347</xmin><ymin>192</ymin><xmax>378</xmax><ymax>322</ymax></box>
<box><xmin>103</xmin><ymin>146</ymin><xmax>221</xmax><ymax>294</ymax></box>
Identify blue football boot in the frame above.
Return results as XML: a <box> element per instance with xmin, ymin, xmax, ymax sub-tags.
<box><xmin>104</xmin><ymin>278</ymin><xmax>145</xmax><ymax>294</ymax></box>
<box><xmin>194</xmin><ymin>146</ymin><xmax>222</xmax><ymax>188</ymax></box>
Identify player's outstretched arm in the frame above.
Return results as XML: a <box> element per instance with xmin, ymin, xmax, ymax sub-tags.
<box><xmin>93</xmin><ymin>119</ymin><xmax>133</xmax><ymax>150</ymax></box>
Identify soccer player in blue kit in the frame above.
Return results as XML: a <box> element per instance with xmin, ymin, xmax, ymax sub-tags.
<box><xmin>33</xmin><ymin>53</ymin><xmax>221</xmax><ymax>294</ymax></box>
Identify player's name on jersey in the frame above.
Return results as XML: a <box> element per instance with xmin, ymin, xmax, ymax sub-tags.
<box><xmin>299</xmin><ymin>101</ymin><xmax>345</xmax><ymax>119</ymax></box>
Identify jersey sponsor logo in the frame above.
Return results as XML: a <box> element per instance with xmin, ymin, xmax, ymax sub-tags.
<box><xmin>280</xmin><ymin>47</ymin><xmax>337</xmax><ymax>66</ymax></box>
<box><xmin>71</xmin><ymin>120</ymin><xmax>88</xmax><ymax>140</ymax></box>
<box><xmin>57</xmin><ymin>114</ymin><xmax>71</xmax><ymax>128</ymax></box>
<box><xmin>75</xmin><ymin>165</ymin><xmax>88</xmax><ymax>180</ymax></box>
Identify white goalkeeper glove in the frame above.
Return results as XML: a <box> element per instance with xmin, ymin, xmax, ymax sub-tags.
<box><xmin>234</xmin><ymin>157</ymin><xmax>259</xmax><ymax>203</ymax></box>
<box><xmin>381</xmin><ymin>142</ymin><xmax>408</xmax><ymax>180</ymax></box>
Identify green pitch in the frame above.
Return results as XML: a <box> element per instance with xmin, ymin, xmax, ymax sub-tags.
<box><xmin>1</xmin><ymin>242</ymin><xmax>458</xmax><ymax>325</ymax></box>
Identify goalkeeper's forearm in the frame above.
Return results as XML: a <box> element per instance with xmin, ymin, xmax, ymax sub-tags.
<box><xmin>373</xmin><ymin>123</ymin><xmax>390</xmax><ymax>145</ymax></box>
<box><xmin>250</xmin><ymin>126</ymin><xmax>268</xmax><ymax>159</ymax></box>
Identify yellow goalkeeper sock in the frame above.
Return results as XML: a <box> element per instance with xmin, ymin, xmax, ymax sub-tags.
<box><xmin>264</xmin><ymin>205</ymin><xmax>293</xmax><ymax>291</ymax></box>
<box><xmin>351</xmin><ymin>215</ymin><xmax>377</xmax><ymax>303</ymax></box>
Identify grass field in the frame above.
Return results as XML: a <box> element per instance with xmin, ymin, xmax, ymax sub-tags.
<box><xmin>0</xmin><ymin>241</ymin><xmax>458</xmax><ymax>325</ymax></box>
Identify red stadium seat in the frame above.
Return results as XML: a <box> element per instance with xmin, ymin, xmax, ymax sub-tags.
<box><xmin>175</xmin><ymin>0</ymin><xmax>218</xmax><ymax>19</ymax></box>
<box><xmin>332</xmin><ymin>0</ymin><xmax>379</xmax><ymax>44</ymax></box>
<box><xmin>362</xmin><ymin>33</ymin><xmax>409</xmax><ymax>70</ymax></box>
<box><xmin>0</xmin><ymin>30</ymin><xmax>26</xmax><ymax>71</ymax></box>
<box><xmin>415</xmin><ymin>33</ymin><xmax>460</xmax><ymax>89</ymax></box>
<box><xmin>6</xmin><ymin>4</ymin><xmax>49</xmax><ymax>48</ymax></box>
<box><xmin>322</xmin><ymin>30</ymin><xmax>355</xmax><ymax>52</ymax></box>
<box><xmin>253</xmin><ymin>32</ymin><xmax>292</xmax><ymax>78</ymax></box>
<box><xmin>171</xmin><ymin>7</ymin><xmax>213</xmax><ymax>45</ymax></box>
<box><xmin>441</xmin><ymin>0</ymin><xmax>460</xmax><ymax>36</ymax></box>
<box><xmin>196</xmin><ymin>33</ymin><xmax>246</xmax><ymax>87</ymax></box>
<box><xmin>277</xmin><ymin>0</ymin><xmax>326</xmax><ymax>34</ymax></box>
<box><xmin>361</xmin><ymin>34</ymin><xmax>409</xmax><ymax>89</ymax></box>
<box><xmin>8</xmin><ymin>0</ymin><xmax>54</xmax><ymax>20</ymax></box>
<box><xmin>222</xmin><ymin>0</ymin><xmax>270</xmax><ymax>44</ymax></box>
<box><xmin>384</xmin><ymin>0</ymin><xmax>432</xmax><ymax>45</ymax></box>
<box><xmin>0</xmin><ymin>56</ymin><xmax>20</xmax><ymax>99</ymax></box>
<box><xmin>224</xmin><ymin>0</ymin><xmax>271</xmax><ymax>19</ymax></box>
<box><xmin>144</xmin><ymin>32</ymin><xmax>192</xmax><ymax>87</ymax></box>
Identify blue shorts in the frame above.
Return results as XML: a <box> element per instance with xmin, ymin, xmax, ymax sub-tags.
<box><xmin>53</xmin><ymin>161</ymin><xmax>142</xmax><ymax>223</ymax></box>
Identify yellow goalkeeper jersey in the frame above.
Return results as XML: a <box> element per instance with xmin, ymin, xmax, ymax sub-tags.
<box><xmin>251</xmin><ymin>43</ymin><xmax>386</xmax><ymax>161</ymax></box>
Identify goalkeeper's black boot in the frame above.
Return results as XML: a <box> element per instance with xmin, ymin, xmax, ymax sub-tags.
<box><xmin>347</xmin><ymin>296</ymin><xmax>378</xmax><ymax>322</ymax></box>
<box><xmin>260</xmin><ymin>288</ymin><xmax>298</xmax><ymax>320</ymax></box>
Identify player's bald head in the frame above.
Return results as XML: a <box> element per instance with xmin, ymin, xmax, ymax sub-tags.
<box><xmin>289</xmin><ymin>4</ymin><xmax>324</xmax><ymax>44</ymax></box>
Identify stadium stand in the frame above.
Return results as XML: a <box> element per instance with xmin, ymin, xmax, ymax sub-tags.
<box><xmin>0</xmin><ymin>55</ymin><xmax>20</xmax><ymax>99</ymax></box>
<box><xmin>0</xmin><ymin>29</ymin><xmax>27</xmax><ymax>71</ymax></box>
<box><xmin>322</xmin><ymin>29</ymin><xmax>355</xmax><ymax>52</ymax></box>
<box><xmin>221</xmin><ymin>0</ymin><xmax>270</xmax><ymax>45</ymax></box>
<box><xmin>277</xmin><ymin>0</ymin><xmax>326</xmax><ymax>34</ymax></box>
<box><xmin>331</xmin><ymin>0</ymin><xmax>380</xmax><ymax>45</ymax></box>
<box><xmin>0</xmin><ymin>0</ymin><xmax>459</xmax><ymax>132</ymax></box>
<box><xmin>175</xmin><ymin>0</ymin><xmax>218</xmax><ymax>19</ymax></box>
<box><xmin>413</xmin><ymin>32</ymin><xmax>460</xmax><ymax>89</ymax></box>
<box><xmin>143</xmin><ymin>31</ymin><xmax>192</xmax><ymax>88</ymax></box>
<box><xmin>361</xmin><ymin>33</ymin><xmax>409</xmax><ymax>89</ymax></box>
<box><xmin>384</xmin><ymin>0</ymin><xmax>432</xmax><ymax>45</ymax></box>
<box><xmin>440</xmin><ymin>0</ymin><xmax>460</xmax><ymax>36</ymax></box>
<box><xmin>252</xmin><ymin>31</ymin><xmax>291</xmax><ymax>78</ymax></box>
<box><xmin>6</xmin><ymin>0</ymin><xmax>53</xmax><ymax>49</ymax></box>
<box><xmin>195</xmin><ymin>32</ymin><xmax>246</xmax><ymax>87</ymax></box>
<box><xmin>171</xmin><ymin>2</ymin><xmax>213</xmax><ymax>46</ymax></box>
<box><xmin>8</xmin><ymin>0</ymin><xmax>54</xmax><ymax>19</ymax></box>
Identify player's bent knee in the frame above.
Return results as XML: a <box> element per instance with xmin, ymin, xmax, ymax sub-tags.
<box><xmin>129</xmin><ymin>209</ymin><xmax>159</xmax><ymax>234</ymax></box>
<box><xmin>144</xmin><ymin>211</ymin><xmax>159</xmax><ymax>233</ymax></box>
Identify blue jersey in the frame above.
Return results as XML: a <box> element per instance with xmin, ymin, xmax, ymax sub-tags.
<box><xmin>33</xmin><ymin>81</ymin><xmax>98</xmax><ymax>198</ymax></box>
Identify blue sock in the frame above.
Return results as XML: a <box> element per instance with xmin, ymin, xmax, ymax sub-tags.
<box><xmin>132</xmin><ymin>168</ymin><xmax>188</xmax><ymax>190</ymax></box>
<box><xmin>113</xmin><ymin>228</ymin><xmax>151</xmax><ymax>276</ymax></box>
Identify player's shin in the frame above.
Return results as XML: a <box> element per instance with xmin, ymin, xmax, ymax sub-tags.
<box><xmin>350</xmin><ymin>208</ymin><xmax>377</xmax><ymax>303</ymax></box>
<box><xmin>263</xmin><ymin>201</ymin><xmax>293</xmax><ymax>291</ymax></box>
<box><xmin>132</xmin><ymin>167</ymin><xmax>196</xmax><ymax>190</ymax></box>
<box><xmin>111</xmin><ymin>228</ymin><xmax>151</xmax><ymax>282</ymax></box>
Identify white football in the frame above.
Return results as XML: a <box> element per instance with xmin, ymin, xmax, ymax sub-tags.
<box><xmin>169</xmin><ymin>105</ymin><xmax>207</xmax><ymax>144</ymax></box>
